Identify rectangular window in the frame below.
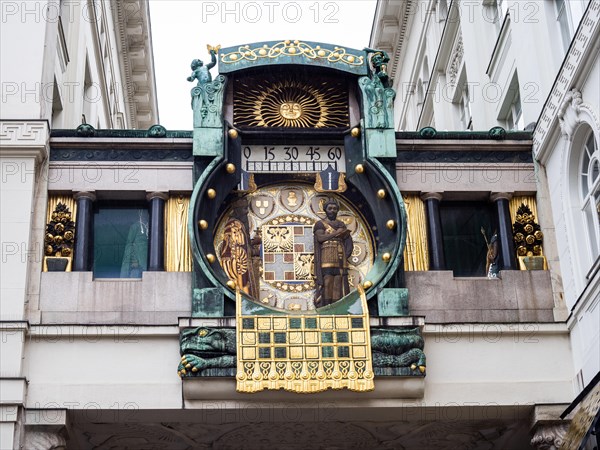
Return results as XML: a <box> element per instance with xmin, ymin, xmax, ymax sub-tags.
<box><xmin>507</xmin><ymin>89</ymin><xmax>524</xmax><ymax>130</ymax></box>
<box><xmin>440</xmin><ymin>202</ymin><xmax>496</xmax><ymax>277</ymax></box>
<box><xmin>502</xmin><ymin>76</ymin><xmax>524</xmax><ymax>130</ymax></box>
<box><xmin>93</xmin><ymin>205</ymin><xmax>149</xmax><ymax>278</ymax></box>
<box><xmin>496</xmin><ymin>0</ymin><xmax>508</xmax><ymax>28</ymax></box>
<box><xmin>555</xmin><ymin>0</ymin><xmax>572</xmax><ymax>52</ymax></box>
<box><xmin>459</xmin><ymin>85</ymin><xmax>473</xmax><ymax>130</ymax></box>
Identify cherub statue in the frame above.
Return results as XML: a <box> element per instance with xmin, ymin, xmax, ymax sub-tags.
<box><xmin>187</xmin><ymin>45</ymin><xmax>220</xmax><ymax>86</ymax></box>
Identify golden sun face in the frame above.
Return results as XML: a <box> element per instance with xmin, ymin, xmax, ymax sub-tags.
<box><xmin>279</xmin><ymin>102</ymin><xmax>302</xmax><ymax>120</ymax></box>
<box><xmin>234</xmin><ymin>75</ymin><xmax>349</xmax><ymax>128</ymax></box>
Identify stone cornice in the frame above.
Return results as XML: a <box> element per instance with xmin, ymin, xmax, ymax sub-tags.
<box><xmin>112</xmin><ymin>0</ymin><xmax>159</xmax><ymax>130</ymax></box>
<box><xmin>369</xmin><ymin>0</ymin><xmax>414</xmax><ymax>79</ymax></box>
<box><xmin>0</xmin><ymin>121</ymin><xmax>49</xmax><ymax>162</ymax></box>
<box><xmin>533</xmin><ymin>0</ymin><xmax>600</xmax><ymax>164</ymax></box>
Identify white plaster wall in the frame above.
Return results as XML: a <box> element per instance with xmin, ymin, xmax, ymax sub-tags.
<box><xmin>0</xmin><ymin>331</ymin><xmax>26</xmax><ymax>377</ymax></box>
<box><xmin>580</xmin><ymin>296</ymin><xmax>600</xmax><ymax>383</ymax></box>
<box><xmin>422</xmin><ymin>324</ymin><xmax>574</xmax><ymax>405</ymax></box>
<box><xmin>540</xmin><ymin>45</ymin><xmax>600</xmax><ymax>311</ymax></box>
<box><xmin>0</xmin><ymin>422</ymin><xmax>15</xmax><ymax>450</ymax></box>
<box><xmin>396</xmin><ymin>163</ymin><xmax>536</xmax><ymax>193</ymax></box>
<box><xmin>21</xmin><ymin>325</ymin><xmax>573</xmax><ymax>412</ymax></box>
<box><xmin>383</xmin><ymin>0</ymin><xmax>572</xmax><ymax>131</ymax></box>
<box><xmin>543</xmin><ymin>137</ymin><xmax>578</xmax><ymax>307</ymax></box>
<box><xmin>506</xmin><ymin>1</ymin><xmax>564</xmax><ymax>124</ymax></box>
<box><xmin>0</xmin><ymin>157</ymin><xmax>38</xmax><ymax>320</ymax></box>
<box><xmin>0</xmin><ymin>1</ymin><xmax>55</xmax><ymax>120</ymax></box>
<box><xmin>0</xmin><ymin>1</ymin><xmax>138</xmax><ymax>130</ymax></box>
<box><xmin>23</xmin><ymin>331</ymin><xmax>182</xmax><ymax>409</ymax></box>
<box><xmin>53</xmin><ymin>1</ymin><xmax>130</xmax><ymax>129</ymax></box>
<box><xmin>569</xmin><ymin>290</ymin><xmax>600</xmax><ymax>390</ymax></box>
<box><xmin>530</xmin><ymin>3</ymin><xmax>600</xmax><ymax>398</ymax></box>
<box><xmin>47</xmin><ymin>161</ymin><xmax>193</xmax><ymax>192</ymax></box>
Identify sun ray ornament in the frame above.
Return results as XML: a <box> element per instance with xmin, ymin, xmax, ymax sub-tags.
<box><xmin>234</xmin><ymin>76</ymin><xmax>349</xmax><ymax>128</ymax></box>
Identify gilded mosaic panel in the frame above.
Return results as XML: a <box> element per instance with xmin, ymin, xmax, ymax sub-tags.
<box><xmin>214</xmin><ymin>183</ymin><xmax>373</xmax><ymax>310</ymax></box>
<box><xmin>236</xmin><ymin>289</ymin><xmax>374</xmax><ymax>393</ymax></box>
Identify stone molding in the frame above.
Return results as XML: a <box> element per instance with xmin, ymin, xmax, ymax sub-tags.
<box><xmin>73</xmin><ymin>191</ymin><xmax>96</xmax><ymax>202</ymax></box>
<box><xmin>448</xmin><ymin>33</ymin><xmax>464</xmax><ymax>87</ymax></box>
<box><xmin>558</xmin><ymin>89</ymin><xmax>600</xmax><ymax>140</ymax></box>
<box><xmin>420</xmin><ymin>192</ymin><xmax>444</xmax><ymax>202</ymax></box>
<box><xmin>533</xmin><ymin>0</ymin><xmax>600</xmax><ymax>162</ymax></box>
<box><xmin>530</xmin><ymin>422</ymin><xmax>568</xmax><ymax>450</ymax></box>
<box><xmin>370</xmin><ymin>0</ymin><xmax>414</xmax><ymax>79</ymax></box>
<box><xmin>146</xmin><ymin>191</ymin><xmax>169</xmax><ymax>202</ymax></box>
<box><xmin>490</xmin><ymin>192</ymin><xmax>512</xmax><ymax>202</ymax></box>
<box><xmin>23</xmin><ymin>429</ymin><xmax>67</xmax><ymax>450</ymax></box>
<box><xmin>0</xmin><ymin>121</ymin><xmax>49</xmax><ymax>161</ymax></box>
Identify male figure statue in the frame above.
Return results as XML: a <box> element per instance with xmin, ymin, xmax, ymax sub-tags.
<box><xmin>313</xmin><ymin>200</ymin><xmax>353</xmax><ymax>307</ymax></box>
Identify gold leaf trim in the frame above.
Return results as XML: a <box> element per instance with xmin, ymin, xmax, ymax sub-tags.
<box><xmin>221</xmin><ymin>40</ymin><xmax>364</xmax><ymax>66</ymax></box>
<box><xmin>235</xmin><ymin>286</ymin><xmax>374</xmax><ymax>394</ymax></box>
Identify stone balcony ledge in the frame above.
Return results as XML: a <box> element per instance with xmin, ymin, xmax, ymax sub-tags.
<box><xmin>406</xmin><ymin>270</ymin><xmax>558</xmax><ymax>323</ymax></box>
<box><xmin>36</xmin><ymin>270</ymin><xmax>559</xmax><ymax>325</ymax></box>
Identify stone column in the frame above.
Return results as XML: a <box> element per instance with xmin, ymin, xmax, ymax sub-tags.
<box><xmin>73</xmin><ymin>191</ymin><xmax>96</xmax><ymax>271</ymax></box>
<box><xmin>421</xmin><ymin>192</ymin><xmax>446</xmax><ymax>270</ymax></box>
<box><xmin>490</xmin><ymin>192</ymin><xmax>517</xmax><ymax>270</ymax></box>
<box><xmin>146</xmin><ymin>192</ymin><xmax>168</xmax><ymax>271</ymax></box>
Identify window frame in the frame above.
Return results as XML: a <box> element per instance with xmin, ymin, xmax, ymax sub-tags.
<box><xmin>579</xmin><ymin>130</ymin><xmax>600</xmax><ymax>264</ymax></box>
<box><xmin>92</xmin><ymin>201</ymin><xmax>151</xmax><ymax>279</ymax></box>
<box><xmin>554</xmin><ymin>0</ymin><xmax>574</xmax><ymax>52</ymax></box>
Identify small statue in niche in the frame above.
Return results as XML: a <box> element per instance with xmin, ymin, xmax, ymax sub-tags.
<box><xmin>187</xmin><ymin>45</ymin><xmax>219</xmax><ymax>86</ymax></box>
<box><xmin>313</xmin><ymin>199</ymin><xmax>353</xmax><ymax>307</ymax></box>
<box><xmin>220</xmin><ymin>197</ymin><xmax>259</xmax><ymax>299</ymax></box>
<box><xmin>481</xmin><ymin>227</ymin><xmax>500</xmax><ymax>278</ymax></box>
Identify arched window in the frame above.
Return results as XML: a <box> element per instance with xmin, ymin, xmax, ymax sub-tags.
<box><xmin>580</xmin><ymin>130</ymin><xmax>600</xmax><ymax>260</ymax></box>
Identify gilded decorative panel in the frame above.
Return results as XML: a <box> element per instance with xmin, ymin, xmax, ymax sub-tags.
<box><xmin>235</xmin><ymin>288</ymin><xmax>374</xmax><ymax>393</ymax></box>
<box><xmin>214</xmin><ymin>183</ymin><xmax>373</xmax><ymax>310</ymax></box>
<box><xmin>233</xmin><ymin>73</ymin><xmax>349</xmax><ymax>129</ymax></box>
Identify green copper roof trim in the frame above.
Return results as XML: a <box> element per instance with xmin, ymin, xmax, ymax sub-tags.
<box><xmin>218</xmin><ymin>40</ymin><xmax>369</xmax><ymax>75</ymax></box>
<box><xmin>50</xmin><ymin>129</ymin><xmax>532</xmax><ymax>141</ymax></box>
<box><xmin>396</xmin><ymin>128</ymin><xmax>533</xmax><ymax>141</ymax></box>
<box><xmin>51</xmin><ymin>129</ymin><xmax>193</xmax><ymax>139</ymax></box>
